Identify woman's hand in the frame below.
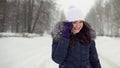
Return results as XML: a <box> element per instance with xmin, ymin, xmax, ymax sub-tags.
<box><xmin>62</xmin><ymin>22</ymin><xmax>73</xmax><ymax>39</ymax></box>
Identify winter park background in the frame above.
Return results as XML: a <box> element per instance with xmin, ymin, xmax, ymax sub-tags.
<box><xmin>0</xmin><ymin>0</ymin><xmax>120</xmax><ymax>68</ymax></box>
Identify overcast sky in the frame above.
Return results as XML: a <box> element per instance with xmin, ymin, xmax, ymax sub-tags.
<box><xmin>56</xmin><ymin>0</ymin><xmax>96</xmax><ymax>16</ymax></box>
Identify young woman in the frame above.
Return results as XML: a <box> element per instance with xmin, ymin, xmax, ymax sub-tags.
<box><xmin>51</xmin><ymin>6</ymin><xmax>101</xmax><ymax>68</ymax></box>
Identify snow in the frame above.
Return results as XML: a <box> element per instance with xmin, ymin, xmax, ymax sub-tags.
<box><xmin>96</xmin><ymin>36</ymin><xmax>120</xmax><ymax>68</ymax></box>
<box><xmin>0</xmin><ymin>33</ymin><xmax>120</xmax><ymax>68</ymax></box>
<box><xmin>0</xmin><ymin>32</ymin><xmax>41</xmax><ymax>37</ymax></box>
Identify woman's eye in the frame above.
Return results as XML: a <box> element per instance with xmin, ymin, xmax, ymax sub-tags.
<box><xmin>72</xmin><ymin>22</ymin><xmax>76</xmax><ymax>24</ymax></box>
<box><xmin>79</xmin><ymin>21</ymin><xmax>83</xmax><ymax>23</ymax></box>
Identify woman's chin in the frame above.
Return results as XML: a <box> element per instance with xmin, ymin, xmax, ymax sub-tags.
<box><xmin>74</xmin><ymin>30</ymin><xmax>80</xmax><ymax>34</ymax></box>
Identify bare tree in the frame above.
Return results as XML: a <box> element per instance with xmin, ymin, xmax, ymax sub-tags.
<box><xmin>0</xmin><ymin>0</ymin><xmax>7</xmax><ymax>32</ymax></box>
<box><xmin>111</xmin><ymin>0</ymin><xmax>120</xmax><ymax>37</ymax></box>
<box><xmin>86</xmin><ymin>0</ymin><xmax>120</xmax><ymax>37</ymax></box>
<box><xmin>3</xmin><ymin>0</ymin><xmax>56</xmax><ymax>35</ymax></box>
<box><xmin>86</xmin><ymin>0</ymin><xmax>104</xmax><ymax>36</ymax></box>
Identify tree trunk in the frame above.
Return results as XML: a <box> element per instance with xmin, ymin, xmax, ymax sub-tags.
<box><xmin>0</xmin><ymin>0</ymin><xmax>7</xmax><ymax>32</ymax></box>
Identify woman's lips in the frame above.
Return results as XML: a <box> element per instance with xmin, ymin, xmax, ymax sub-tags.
<box><xmin>73</xmin><ymin>27</ymin><xmax>80</xmax><ymax>30</ymax></box>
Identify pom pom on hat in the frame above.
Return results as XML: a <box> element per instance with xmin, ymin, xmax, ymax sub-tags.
<box><xmin>65</xmin><ymin>6</ymin><xmax>85</xmax><ymax>22</ymax></box>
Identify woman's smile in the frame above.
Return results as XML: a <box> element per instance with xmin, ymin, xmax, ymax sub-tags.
<box><xmin>73</xmin><ymin>27</ymin><xmax>81</xmax><ymax>30</ymax></box>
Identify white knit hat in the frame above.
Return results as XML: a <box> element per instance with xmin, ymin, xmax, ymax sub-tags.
<box><xmin>65</xmin><ymin>6</ymin><xmax>85</xmax><ymax>22</ymax></box>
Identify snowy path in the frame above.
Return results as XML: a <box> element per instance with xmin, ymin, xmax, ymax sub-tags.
<box><xmin>100</xmin><ymin>54</ymin><xmax>120</xmax><ymax>68</ymax></box>
<box><xmin>0</xmin><ymin>35</ymin><xmax>120</xmax><ymax>68</ymax></box>
<box><xmin>96</xmin><ymin>36</ymin><xmax>120</xmax><ymax>68</ymax></box>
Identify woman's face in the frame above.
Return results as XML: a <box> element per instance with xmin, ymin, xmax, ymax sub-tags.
<box><xmin>72</xmin><ymin>20</ymin><xmax>84</xmax><ymax>34</ymax></box>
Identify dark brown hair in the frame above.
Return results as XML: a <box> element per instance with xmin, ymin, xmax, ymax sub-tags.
<box><xmin>69</xmin><ymin>21</ymin><xmax>96</xmax><ymax>48</ymax></box>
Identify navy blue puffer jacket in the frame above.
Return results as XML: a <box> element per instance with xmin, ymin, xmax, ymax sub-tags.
<box><xmin>51</xmin><ymin>36</ymin><xmax>101</xmax><ymax>68</ymax></box>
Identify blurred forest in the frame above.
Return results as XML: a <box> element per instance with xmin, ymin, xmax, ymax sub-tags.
<box><xmin>0</xmin><ymin>0</ymin><xmax>63</xmax><ymax>35</ymax></box>
<box><xmin>86</xmin><ymin>0</ymin><xmax>120</xmax><ymax>37</ymax></box>
<box><xmin>0</xmin><ymin>0</ymin><xmax>120</xmax><ymax>37</ymax></box>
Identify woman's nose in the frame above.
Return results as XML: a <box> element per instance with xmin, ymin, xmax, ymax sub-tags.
<box><xmin>76</xmin><ymin>23</ymin><xmax>81</xmax><ymax>27</ymax></box>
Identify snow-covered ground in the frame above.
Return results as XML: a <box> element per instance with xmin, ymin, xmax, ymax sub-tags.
<box><xmin>96</xmin><ymin>36</ymin><xmax>120</xmax><ymax>68</ymax></box>
<box><xmin>0</xmin><ymin>33</ymin><xmax>120</xmax><ymax>68</ymax></box>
